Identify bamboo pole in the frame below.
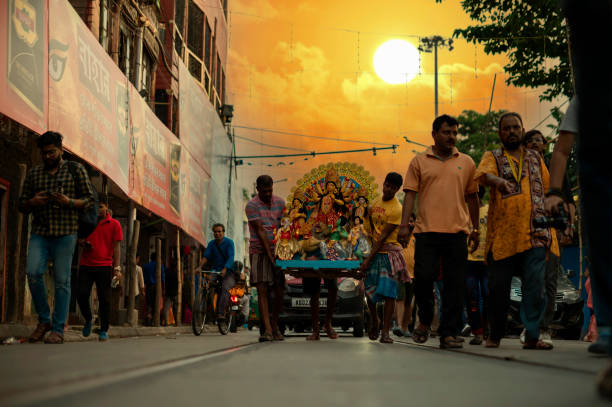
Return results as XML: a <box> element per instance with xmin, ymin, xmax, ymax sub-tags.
<box><xmin>176</xmin><ymin>228</ymin><xmax>182</xmax><ymax>325</ymax></box>
<box><xmin>9</xmin><ymin>164</ymin><xmax>27</xmax><ymax>322</ymax></box>
<box><xmin>154</xmin><ymin>239</ymin><xmax>162</xmax><ymax>326</ymax></box>
<box><xmin>127</xmin><ymin>220</ymin><xmax>140</xmax><ymax>326</ymax></box>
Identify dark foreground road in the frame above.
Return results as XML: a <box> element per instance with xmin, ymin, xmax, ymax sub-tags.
<box><xmin>0</xmin><ymin>330</ymin><xmax>609</xmax><ymax>407</ymax></box>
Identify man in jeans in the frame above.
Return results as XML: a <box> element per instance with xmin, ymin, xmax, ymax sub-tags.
<box><xmin>143</xmin><ymin>253</ymin><xmax>165</xmax><ymax>325</ymax></box>
<box><xmin>19</xmin><ymin>131</ymin><xmax>95</xmax><ymax>344</ymax></box>
<box><xmin>77</xmin><ymin>200</ymin><xmax>122</xmax><ymax>341</ymax></box>
<box><xmin>199</xmin><ymin>223</ymin><xmax>235</xmax><ymax>332</ymax></box>
<box><xmin>476</xmin><ymin>112</ymin><xmax>554</xmax><ymax>350</ymax></box>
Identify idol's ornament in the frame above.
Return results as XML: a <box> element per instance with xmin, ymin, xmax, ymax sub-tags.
<box><xmin>283</xmin><ymin>163</ymin><xmax>376</xmax><ymax>261</ymax></box>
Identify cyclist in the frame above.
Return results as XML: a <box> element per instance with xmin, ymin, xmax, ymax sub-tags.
<box><xmin>198</xmin><ymin>223</ymin><xmax>236</xmax><ymax>332</ymax></box>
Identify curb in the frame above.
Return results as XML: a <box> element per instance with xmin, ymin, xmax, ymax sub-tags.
<box><xmin>0</xmin><ymin>323</ymin><xmax>202</xmax><ymax>343</ymax></box>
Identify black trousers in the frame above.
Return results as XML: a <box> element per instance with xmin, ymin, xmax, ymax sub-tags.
<box><xmin>77</xmin><ymin>266</ymin><xmax>112</xmax><ymax>332</ymax></box>
<box><xmin>414</xmin><ymin>233</ymin><xmax>467</xmax><ymax>338</ymax></box>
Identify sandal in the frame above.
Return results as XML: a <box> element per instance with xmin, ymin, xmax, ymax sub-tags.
<box><xmin>259</xmin><ymin>332</ymin><xmax>274</xmax><ymax>342</ymax></box>
<box><xmin>412</xmin><ymin>325</ymin><xmax>430</xmax><ymax>344</ymax></box>
<box><xmin>306</xmin><ymin>332</ymin><xmax>320</xmax><ymax>341</ymax></box>
<box><xmin>273</xmin><ymin>331</ymin><xmax>285</xmax><ymax>341</ymax></box>
<box><xmin>368</xmin><ymin>325</ymin><xmax>380</xmax><ymax>341</ymax></box>
<box><xmin>440</xmin><ymin>336</ymin><xmax>462</xmax><ymax>349</ymax></box>
<box><xmin>485</xmin><ymin>338</ymin><xmax>500</xmax><ymax>348</ymax></box>
<box><xmin>324</xmin><ymin>327</ymin><xmax>338</xmax><ymax>339</ymax></box>
<box><xmin>523</xmin><ymin>339</ymin><xmax>553</xmax><ymax>350</ymax></box>
<box><xmin>380</xmin><ymin>334</ymin><xmax>394</xmax><ymax>344</ymax></box>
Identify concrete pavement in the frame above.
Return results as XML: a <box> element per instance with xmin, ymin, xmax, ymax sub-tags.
<box><xmin>0</xmin><ymin>330</ymin><xmax>609</xmax><ymax>407</ymax></box>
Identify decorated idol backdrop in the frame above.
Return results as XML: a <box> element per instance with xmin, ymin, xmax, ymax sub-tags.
<box><xmin>276</xmin><ymin>162</ymin><xmax>378</xmax><ymax>261</ymax></box>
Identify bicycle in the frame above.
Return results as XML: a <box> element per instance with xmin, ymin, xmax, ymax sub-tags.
<box><xmin>191</xmin><ymin>270</ymin><xmax>234</xmax><ymax>335</ymax></box>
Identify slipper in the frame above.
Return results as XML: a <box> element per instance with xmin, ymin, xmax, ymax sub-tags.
<box><xmin>324</xmin><ymin>327</ymin><xmax>338</xmax><ymax>339</ymax></box>
<box><xmin>413</xmin><ymin>326</ymin><xmax>429</xmax><ymax>344</ymax></box>
<box><xmin>380</xmin><ymin>334</ymin><xmax>394</xmax><ymax>344</ymax></box>
<box><xmin>306</xmin><ymin>333</ymin><xmax>320</xmax><ymax>341</ymax></box>
<box><xmin>523</xmin><ymin>339</ymin><xmax>553</xmax><ymax>350</ymax></box>
<box><xmin>273</xmin><ymin>331</ymin><xmax>285</xmax><ymax>341</ymax></box>
<box><xmin>259</xmin><ymin>333</ymin><xmax>274</xmax><ymax>342</ymax></box>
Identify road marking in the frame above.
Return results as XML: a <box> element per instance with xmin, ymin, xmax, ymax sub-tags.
<box><xmin>2</xmin><ymin>341</ymin><xmax>262</xmax><ymax>406</ymax></box>
<box><xmin>394</xmin><ymin>339</ymin><xmax>597</xmax><ymax>375</ymax></box>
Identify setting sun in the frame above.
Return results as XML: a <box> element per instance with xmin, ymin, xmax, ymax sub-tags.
<box><xmin>373</xmin><ymin>39</ymin><xmax>421</xmax><ymax>85</ymax></box>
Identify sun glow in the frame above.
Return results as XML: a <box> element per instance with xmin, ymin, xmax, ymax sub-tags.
<box><xmin>373</xmin><ymin>40</ymin><xmax>421</xmax><ymax>85</ymax></box>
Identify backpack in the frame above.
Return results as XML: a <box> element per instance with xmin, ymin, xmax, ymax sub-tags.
<box><xmin>66</xmin><ymin>161</ymin><xmax>99</xmax><ymax>238</ymax></box>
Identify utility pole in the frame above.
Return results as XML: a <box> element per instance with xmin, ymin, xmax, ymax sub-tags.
<box><xmin>418</xmin><ymin>36</ymin><xmax>454</xmax><ymax>119</ymax></box>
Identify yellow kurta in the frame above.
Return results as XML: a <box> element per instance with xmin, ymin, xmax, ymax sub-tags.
<box><xmin>475</xmin><ymin>149</ymin><xmax>559</xmax><ymax>262</ymax></box>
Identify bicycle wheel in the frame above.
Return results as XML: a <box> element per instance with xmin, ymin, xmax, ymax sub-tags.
<box><xmin>192</xmin><ymin>288</ymin><xmax>208</xmax><ymax>336</ymax></box>
<box><xmin>218</xmin><ymin>299</ymin><xmax>232</xmax><ymax>335</ymax></box>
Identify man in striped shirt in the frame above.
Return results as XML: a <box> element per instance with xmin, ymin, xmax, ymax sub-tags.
<box><xmin>246</xmin><ymin>175</ymin><xmax>286</xmax><ymax>342</ymax></box>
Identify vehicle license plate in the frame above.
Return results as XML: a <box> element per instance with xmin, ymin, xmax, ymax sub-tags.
<box><xmin>291</xmin><ymin>298</ymin><xmax>327</xmax><ymax>308</ymax></box>
<box><xmin>231</xmin><ymin>306</ymin><xmax>239</xmax><ymax>311</ymax></box>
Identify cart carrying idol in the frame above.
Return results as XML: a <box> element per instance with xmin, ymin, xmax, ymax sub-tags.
<box><xmin>276</xmin><ymin>162</ymin><xmax>378</xmax><ymax>279</ymax></box>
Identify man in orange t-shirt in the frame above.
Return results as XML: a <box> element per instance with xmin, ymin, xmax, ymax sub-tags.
<box><xmin>398</xmin><ymin>114</ymin><xmax>481</xmax><ymax>350</ymax></box>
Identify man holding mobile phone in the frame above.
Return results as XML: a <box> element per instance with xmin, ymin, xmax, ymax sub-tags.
<box><xmin>19</xmin><ymin>131</ymin><xmax>95</xmax><ymax>344</ymax></box>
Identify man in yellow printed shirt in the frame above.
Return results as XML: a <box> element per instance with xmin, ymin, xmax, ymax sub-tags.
<box><xmin>476</xmin><ymin>112</ymin><xmax>557</xmax><ymax>350</ymax></box>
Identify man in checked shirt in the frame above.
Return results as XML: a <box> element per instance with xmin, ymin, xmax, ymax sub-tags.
<box><xmin>19</xmin><ymin>131</ymin><xmax>95</xmax><ymax>344</ymax></box>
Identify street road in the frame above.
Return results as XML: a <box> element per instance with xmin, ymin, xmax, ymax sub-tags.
<box><xmin>0</xmin><ymin>330</ymin><xmax>609</xmax><ymax>407</ymax></box>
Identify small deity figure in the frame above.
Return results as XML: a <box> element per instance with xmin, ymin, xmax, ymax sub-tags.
<box><xmin>351</xmin><ymin>191</ymin><xmax>369</xmax><ymax>223</ymax></box>
<box><xmin>288</xmin><ymin>196</ymin><xmax>307</xmax><ymax>237</ymax></box>
<box><xmin>347</xmin><ymin>216</ymin><xmax>371</xmax><ymax>261</ymax></box>
<box><xmin>274</xmin><ymin>215</ymin><xmax>299</xmax><ymax>260</ymax></box>
<box><xmin>320</xmin><ymin>217</ymin><xmax>349</xmax><ymax>260</ymax></box>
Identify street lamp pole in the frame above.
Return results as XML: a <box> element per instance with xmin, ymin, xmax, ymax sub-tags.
<box><xmin>419</xmin><ymin>36</ymin><xmax>454</xmax><ymax>119</ymax></box>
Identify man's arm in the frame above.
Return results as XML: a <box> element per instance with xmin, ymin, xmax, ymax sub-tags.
<box><xmin>545</xmin><ymin>131</ymin><xmax>575</xmax><ymax>214</ymax></box>
<box><xmin>224</xmin><ymin>240</ymin><xmax>235</xmax><ymax>272</ymax></box>
<box><xmin>360</xmin><ymin>223</ymin><xmax>397</xmax><ymax>271</ymax></box>
<box><xmin>51</xmin><ymin>163</ymin><xmax>95</xmax><ymax>209</ymax></box>
<box><xmin>18</xmin><ymin>172</ymin><xmax>48</xmax><ymax>212</ymax></box>
<box><xmin>113</xmin><ymin>241</ymin><xmax>121</xmax><ymax>278</ymax></box>
<box><xmin>466</xmin><ymin>192</ymin><xmax>480</xmax><ymax>253</ymax></box>
<box><xmin>398</xmin><ymin>190</ymin><xmax>417</xmax><ymax>247</ymax></box>
<box><xmin>249</xmin><ymin>219</ymin><xmax>275</xmax><ymax>264</ymax></box>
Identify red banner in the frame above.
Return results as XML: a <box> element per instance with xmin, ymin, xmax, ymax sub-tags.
<box><xmin>0</xmin><ymin>0</ymin><xmax>48</xmax><ymax>134</ymax></box>
<box><xmin>48</xmin><ymin>0</ymin><xmax>129</xmax><ymax>193</ymax></box>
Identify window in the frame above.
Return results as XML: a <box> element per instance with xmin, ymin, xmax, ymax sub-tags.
<box><xmin>188</xmin><ymin>54</ymin><xmax>202</xmax><ymax>82</ymax></box>
<box><xmin>187</xmin><ymin>0</ymin><xmax>204</xmax><ymax>59</ymax></box>
<box><xmin>140</xmin><ymin>50</ymin><xmax>154</xmax><ymax>99</ymax></box>
<box><xmin>154</xmin><ymin>89</ymin><xmax>170</xmax><ymax>127</ymax></box>
<box><xmin>99</xmin><ymin>0</ymin><xmax>113</xmax><ymax>54</ymax></box>
<box><xmin>118</xmin><ymin>27</ymin><xmax>132</xmax><ymax>82</ymax></box>
<box><xmin>221</xmin><ymin>68</ymin><xmax>226</xmax><ymax>104</ymax></box>
<box><xmin>174</xmin><ymin>0</ymin><xmax>186</xmax><ymax>58</ymax></box>
<box><xmin>204</xmin><ymin>22</ymin><xmax>211</xmax><ymax>72</ymax></box>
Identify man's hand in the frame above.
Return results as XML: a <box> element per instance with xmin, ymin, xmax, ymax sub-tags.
<box><xmin>468</xmin><ymin>230</ymin><xmax>480</xmax><ymax>254</ymax></box>
<box><xmin>29</xmin><ymin>191</ymin><xmax>49</xmax><ymax>207</ymax></box>
<box><xmin>50</xmin><ymin>192</ymin><xmax>71</xmax><ymax>207</ymax></box>
<box><xmin>398</xmin><ymin>225</ymin><xmax>412</xmax><ymax>248</ymax></box>
<box><xmin>359</xmin><ymin>257</ymin><xmax>372</xmax><ymax>273</ymax></box>
<box><xmin>220</xmin><ymin>268</ymin><xmax>226</xmax><ymax>278</ymax></box>
<box><xmin>495</xmin><ymin>178</ymin><xmax>514</xmax><ymax>195</ymax></box>
<box><xmin>544</xmin><ymin>195</ymin><xmax>566</xmax><ymax>215</ymax></box>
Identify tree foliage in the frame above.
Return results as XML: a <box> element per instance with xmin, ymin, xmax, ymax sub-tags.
<box><xmin>456</xmin><ymin>109</ymin><xmax>505</xmax><ymax>165</ymax></box>
<box><xmin>439</xmin><ymin>0</ymin><xmax>573</xmax><ymax>101</ymax></box>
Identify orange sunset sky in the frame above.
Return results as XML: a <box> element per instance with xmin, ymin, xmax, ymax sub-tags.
<box><xmin>227</xmin><ymin>0</ymin><xmax>567</xmax><ymax>199</ymax></box>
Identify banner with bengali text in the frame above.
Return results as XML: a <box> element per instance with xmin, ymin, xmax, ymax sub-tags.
<box><xmin>48</xmin><ymin>0</ymin><xmax>129</xmax><ymax>193</ymax></box>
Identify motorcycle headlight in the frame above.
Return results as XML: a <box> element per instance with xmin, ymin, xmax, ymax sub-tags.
<box><xmin>338</xmin><ymin>278</ymin><xmax>359</xmax><ymax>292</ymax></box>
<box><xmin>562</xmin><ymin>290</ymin><xmax>582</xmax><ymax>303</ymax></box>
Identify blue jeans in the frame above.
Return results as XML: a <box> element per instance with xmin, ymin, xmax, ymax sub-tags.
<box><xmin>488</xmin><ymin>248</ymin><xmax>546</xmax><ymax>342</ymax></box>
<box><xmin>26</xmin><ymin>233</ymin><xmax>77</xmax><ymax>334</ymax></box>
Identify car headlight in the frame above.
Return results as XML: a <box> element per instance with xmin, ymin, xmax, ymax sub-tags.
<box><xmin>562</xmin><ymin>290</ymin><xmax>582</xmax><ymax>303</ymax></box>
<box><xmin>339</xmin><ymin>278</ymin><xmax>359</xmax><ymax>292</ymax></box>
